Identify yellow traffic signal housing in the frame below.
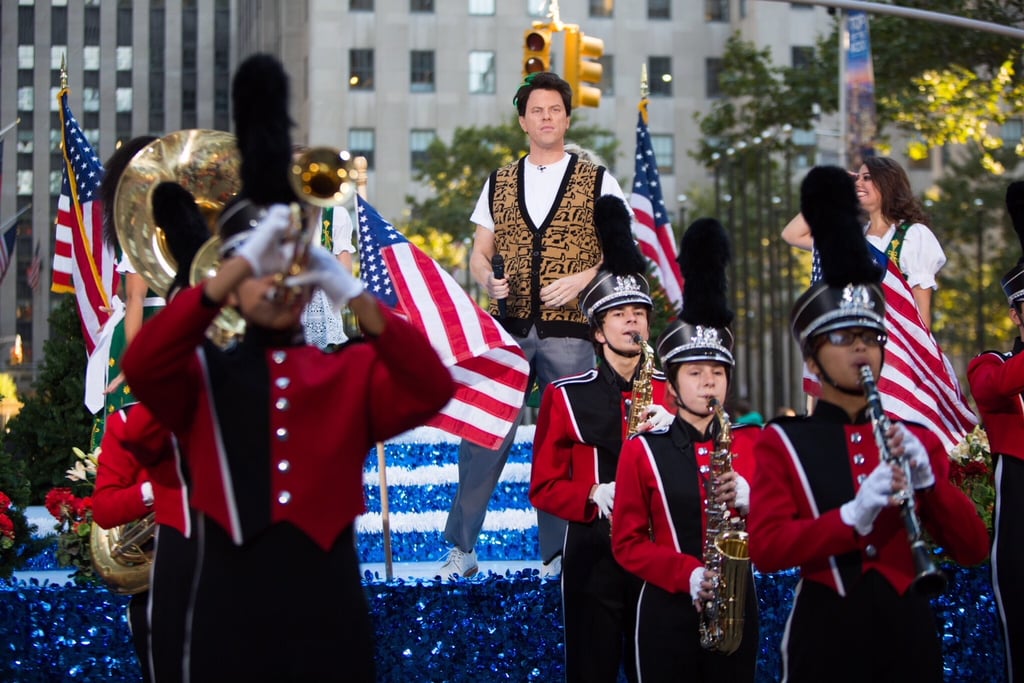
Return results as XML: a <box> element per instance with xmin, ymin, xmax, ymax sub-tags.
<box><xmin>564</xmin><ymin>27</ymin><xmax>604</xmax><ymax>109</ymax></box>
<box><xmin>522</xmin><ymin>24</ymin><xmax>553</xmax><ymax>78</ymax></box>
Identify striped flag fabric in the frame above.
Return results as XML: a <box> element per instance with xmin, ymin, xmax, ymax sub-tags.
<box><xmin>0</xmin><ymin>223</ymin><xmax>16</xmax><ymax>284</ymax></box>
<box><xmin>629</xmin><ymin>99</ymin><xmax>684</xmax><ymax>308</ymax></box>
<box><xmin>54</xmin><ymin>87</ymin><xmax>118</xmax><ymax>356</ymax></box>
<box><xmin>355</xmin><ymin>195</ymin><xmax>530</xmax><ymax>450</ymax></box>
<box><xmin>26</xmin><ymin>240</ymin><xmax>41</xmax><ymax>291</ymax></box>
<box><xmin>805</xmin><ymin>259</ymin><xmax>977</xmax><ymax>453</ymax></box>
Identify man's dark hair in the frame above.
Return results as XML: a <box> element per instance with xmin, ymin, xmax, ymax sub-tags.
<box><xmin>514</xmin><ymin>72</ymin><xmax>572</xmax><ymax>118</ymax></box>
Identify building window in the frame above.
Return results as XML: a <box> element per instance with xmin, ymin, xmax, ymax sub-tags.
<box><xmin>468</xmin><ymin>0</ymin><xmax>495</xmax><ymax>15</ymax></box>
<box><xmin>150</xmin><ymin>1</ymin><xmax>165</xmax><ymax>133</ymax></box>
<box><xmin>17</xmin><ymin>87</ymin><xmax>33</xmax><ymax>112</ymax></box>
<box><xmin>411</xmin><ymin>0</ymin><xmax>434</xmax><ymax>11</ymax></box>
<box><xmin>51</xmin><ymin>6</ymin><xmax>67</xmax><ymax>44</ymax></box>
<box><xmin>16</xmin><ymin>131</ymin><xmax>33</xmax><ymax>154</ymax></box>
<box><xmin>117</xmin><ymin>1</ymin><xmax>132</xmax><ymax>45</ymax></box>
<box><xmin>706</xmin><ymin>0</ymin><xmax>729</xmax><ymax>21</ymax></box>
<box><xmin>349</xmin><ymin>129</ymin><xmax>375</xmax><ymax>170</ymax></box>
<box><xmin>350</xmin><ymin>0</ymin><xmax>373</xmax><ymax>9</ymax></box>
<box><xmin>49</xmin><ymin>170</ymin><xmax>62</xmax><ymax>196</ymax></box>
<box><xmin>651</xmin><ymin>134</ymin><xmax>674</xmax><ymax>174</ymax></box>
<box><xmin>791</xmin><ymin>46</ymin><xmax>814</xmax><ymax>70</ymax></box>
<box><xmin>648</xmin><ymin>0</ymin><xmax>670</xmax><ymax>19</ymax></box>
<box><xmin>589</xmin><ymin>0</ymin><xmax>613</xmax><ymax>17</ymax></box>
<box><xmin>18</xmin><ymin>6</ymin><xmax>34</xmax><ymax>44</ymax></box>
<box><xmin>83</xmin><ymin>88</ymin><xmax>101</xmax><ymax>112</ymax></box>
<box><xmin>648</xmin><ymin>56</ymin><xmax>672</xmax><ymax>97</ymax></box>
<box><xmin>84</xmin><ymin>46</ymin><xmax>100</xmax><ymax>71</ymax></box>
<box><xmin>469</xmin><ymin>51</ymin><xmax>496</xmax><ymax>95</ymax></box>
<box><xmin>116</xmin><ymin>88</ymin><xmax>133</xmax><ymax>113</ymax></box>
<box><xmin>705</xmin><ymin>57</ymin><xmax>724</xmax><ymax>98</ymax></box>
<box><xmin>17</xmin><ymin>171</ymin><xmax>33</xmax><ymax>197</ymax></box>
<box><xmin>527</xmin><ymin>0</ymin><xmax>546</xmax><ymax>18</ymax></box>
<box><xmin>115</xmin><ymin>46</ymin><xmax>133</xmax><ymax>71</ymax></box>
<box><xmin>1003</xmin><ymin>119</ymin><xmax>1023</xmax><ymax>149</ymax></box>
<box><xmin>84</xmin><ymin>5</ymin><xmax>100</xmax><ymax>45</ymax></box>
<box><xmin>410</xmin><ymin>129</ymin><xmax>436</xmax><ymax>170</ymax></box>
<box><xmin>411</xmin><ymin>51</ymin><xmax>435</xmax><ymax>93</ymax></box>
<box><xmin>51</xmin><ymin>46</ymin><xmax>66</xmax><ymax>70</ymax></box>
<box><xmin>350</xmin><ymin>49</ymin><xmax>374</xmax><ymax>90</ymax></box>
<box><xmin>17</xmin><ymin>46</ymin><xmax>34</xmax><ymax>69</ymax></box>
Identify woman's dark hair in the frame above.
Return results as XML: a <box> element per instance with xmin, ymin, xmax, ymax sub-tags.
<box><xmin>513</xmin><ymin>72</ymin><xmax>572</xmax><ymax>118</ymax></box>
<box><xmin>863</xmin><ymin>156</ymin><xmax>929</xmax><ymax>226</ymax></box>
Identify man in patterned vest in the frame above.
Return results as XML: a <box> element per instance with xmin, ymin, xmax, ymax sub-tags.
<box><xmin>441</xmin><ymin>72</ymin><xmax>632</xmax><ymax>579</ymax></box>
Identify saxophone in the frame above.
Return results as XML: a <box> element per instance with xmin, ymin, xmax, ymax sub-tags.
<box><xmin>626</xmin><ymin>333</ymin><xmax>656</xmax><ymax>437</ymax></box>
<box><xmin>698</xmin><ymin>398</ymin><xmax>750</xmax><ymax>655</ymax></box>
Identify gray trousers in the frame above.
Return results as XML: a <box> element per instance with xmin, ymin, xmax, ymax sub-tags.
<box><xmin>444</xmin><ymin>326</ymin><xmax>594</xmax><ymax>563</ymax></box>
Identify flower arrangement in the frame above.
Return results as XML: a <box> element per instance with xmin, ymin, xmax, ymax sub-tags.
<box><xmin>44</xmin><ymin>445</ymin><xmax>100</xmax><ymax>584</ymax></box>
<box><xmin>0</xmin><ymin>491</ymin><xmax>16</xmax><ymax>552</ymax></box>
<box><xmin>948</xmin><ymin>425</ymin><xmax>995</xmax><ymax>534</ymax></box>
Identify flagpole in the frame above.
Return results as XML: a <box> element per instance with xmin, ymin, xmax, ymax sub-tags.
<box><xmin>356</xmin><ymin>156</ymin><xmax>394</xmax><ymax>581</ymax></box>
<box><xmin>0</xmin><ymin>118</ymin><xmax>20</xmax><ymax>141</ymax></box>
<box><xmin>0</xmin><ymin>204</ymin><xmax>32</xmax><ymax>233</ymax></box>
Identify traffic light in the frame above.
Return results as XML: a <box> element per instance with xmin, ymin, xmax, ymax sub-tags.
<box><xmin>522</xmin><ymin>24</ymin><xmax>553</xmax><ymax>78</ymax></box>
<box><xmin>564</xmin><ymin>26</ymin><xmax>604</xmax><ymax>109</ymax></box>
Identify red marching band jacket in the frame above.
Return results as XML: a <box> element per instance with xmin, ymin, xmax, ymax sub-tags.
<box><xmin>968</xmin><ymin>347</ymin><xmax>1024</xmax><ymax>462</ymax></box>
<box><xmin>748</xmin><ymin>409</ymin><xmax>989</xmax><ymax>597</ymax></box>
<box><xmin>611</xmin><ymin>421</ymin><xmax>759</xmax><ymax>595</ymax></box>
<box><xmin>92</xmin><ymin>404</ymin><xmax>191</xmax><ymax>537</ymax></box>
<box><xmin>530</xmin><ymin>365</ymin><xmax>670</xmax><ymax>523</ymax></box>
<box><xmin>121</xmin><ymin>284</ymin><xmax>454</xmax><ymax>551</ymax></box>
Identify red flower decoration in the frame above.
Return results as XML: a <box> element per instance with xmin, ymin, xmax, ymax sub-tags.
<box><xmin>0</xmin><ymin>491</ymin><xmax>11</xmax><ymax>510</ymax></box>
<box><xmin>45</xmin><ymin>487</ymin><xmax>80</xmax><ymax>521</ymax></box>
<box><xmin>0</xmin><ymin>513</ymin><xmax>13</xmax><ymax>540</ymax></box>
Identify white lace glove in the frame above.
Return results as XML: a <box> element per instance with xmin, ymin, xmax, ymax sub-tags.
<box><xmin>285</xmin><ymin>246</ymin><xmax>365</xmax><ymax>307</ymax></box>
<box><xmin>591</xmin><ymin>482</ymin><xmax>615</xmax><ymax>519</ymax></box>
<box><xmin>637</xmin><ymin>404</ymin><xmax>674</xmax><ymax>432</ymax></box>
<box><xmin>234</xmin><ymin>204</ymin><xmax>294</xmax><ymax>277</ymax></box>
<box><xmin>734</xmin><ymin>475</ymin><xmax>751</xmax><ymax>514</ymax></box>
<box><xmin>892</xmin><ymin>423</ymin><xmax>935</xmax><ymax>490</ymax></box>
<box><xmin>839</xmin><ymin>462</ymin><xmax>894</xmax><ymax>535</ymax></box>
<box><xmin>689</xmin><ymin>566</ymin><xmax>707</xmax><ymax>605</ymax></box>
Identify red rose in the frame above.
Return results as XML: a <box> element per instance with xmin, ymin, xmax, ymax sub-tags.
<box><xmin>0</xmin><ymin>513</ymin><xmax>13</xmax><ymax>540</ymax></box>
<box><xmin>0</xmin><ymin>491</ymin><xmax>11</xmax><ymax>510</ymax></box>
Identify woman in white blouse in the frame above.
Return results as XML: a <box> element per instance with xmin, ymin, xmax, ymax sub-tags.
<box><xmin>781</xmin><ymin>157</ymin><xmax>945</xmax><ymax>328</ymax></box>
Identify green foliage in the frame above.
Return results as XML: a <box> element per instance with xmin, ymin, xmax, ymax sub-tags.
<box><xmin>4</xmin><ymin>297</ymin><xmax>94</xmax><ymax>503</ymax></box>
<box><xmin>402</xmin><ymin>114</ymin><xmax>618</xmax><ymax>250</ymax></box>
<box><xmin>0</xmin><ymin>374</ymin><xmax>17</xmax><ymax>401</ymax></box>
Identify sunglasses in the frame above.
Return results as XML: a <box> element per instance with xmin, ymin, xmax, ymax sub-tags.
<box><xmin>825</xmin><ymin>329</ymin><xmax>887</xmax><ymax>347</ymax></box>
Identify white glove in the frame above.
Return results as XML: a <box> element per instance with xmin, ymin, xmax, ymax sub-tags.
<box><xmin>734</xmin><ymin>475</ymin><xmax>751</xmax><ymax>514</ymax></box>
<box><xmin>689</xmin><ymin>566</ymin><xmax>707</xmax><ymax>605</ymax></box>
<box><xmin>285</xmin><ymin>246</ymin><xmax>365</xmax><ymax>307</ymax></box>
<box><xmin>234</xmin><ymin>204</ymin><xmax>294</xmax><ymax>277</ymax></box>
<box><xmin>140</xmin><ymin>481</ymin><xmax>154</xmax><ymax>507</ymax></box>
<box><xmin>839</xmin><ymin>462</ymin><xmax>894</xmax><ymax>535</ymax></box>
<box><xmin>591</xmin><ymin>482</ymin><xmax>615</xmax><ymax>519</ymax></box>
<box><xmin>637</xmin><ymin>404</ymin><xmax>674</xmax><ymax>432</ymax></box>
<box><xmin>892</xmin><ymin>423</ymin><xmax>935</xmax><ymax>490</ymax></box>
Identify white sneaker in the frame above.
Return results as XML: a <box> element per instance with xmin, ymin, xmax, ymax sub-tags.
<box><xmin>541</xmin><ymin>555</ymin><xmax>562</xmax><ymax>578</ymax></box>
<box><xmin>440</xmin><ymin>547</ymin><xmax>478</xmax><ymax>580</ymax></box>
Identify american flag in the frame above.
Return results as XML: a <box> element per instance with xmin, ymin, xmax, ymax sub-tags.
<box><xmin>26</xmin><ymin>240</ymin><xmax>41</xmax><ymax>291</ymax></box>
<box><xmin>0</xmin><ymin>223</ymin><xmax>15</xmax><ymax>284</ymax></box>
<box><xmin>54</xmin><ymin>87</ymin><xmax>119</xmax><ymax>356</ymax></box>
<box><xmin>629</xmin><ymin>99</ymin><xmax>684</xmax><ymax>308</ymax></box>
<box><xmin>356</xmin><ymin>195</ymin><xmax>530</xmax><ymax>449</ymax></box>
<box><xmin>805</xmin><ymin>259</ymin><xmax>977</xmax><ymax>453</ymax></box>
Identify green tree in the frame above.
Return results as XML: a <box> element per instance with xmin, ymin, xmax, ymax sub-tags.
<box><xmin>4</xmin><ymin>296</ymin><xmax>94</xmax><ymax>503</ymax></box>
<box><xmin>403</xmin><ymin>114</ymin><xmax>618</xmax><ymax>264</ymax></box>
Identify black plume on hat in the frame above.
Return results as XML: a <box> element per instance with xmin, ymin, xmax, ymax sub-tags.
<box><xmin>679</xmin><ymin>218</ymin><xmax>733</xmax><ymax>328</ymax></box>
<box><xmin>578</xmin><ymin>195</ymin><xmax>652</xmax><ymax>321</ymax></box>
<box><xmin>999</xmin><ymin>181</ymin><xmax>1024</xmax><ymax>302</ymax></box>
<box><xmin>594</xmin><ymin>195</ymin><xmax>645</xmax><ymax>275</ymax></box>
<box><xmin>230</xmin><ymin>53</ymin><xmax>298</xmax><ymax>208</ymax></box>
<box><xmin>791</xmin><ymin>166</ymin><xmax>885</xmax><ymax>351</ymax></box>
<box><xmin>152</xmin><ymin>182</ymin><xmax>212</xmax><ymax>298</ymax></box>
<box><xmin>656</xmin><ymin>218</ymin><xmax>734</xmax><ymax>368</ymax></box>
<box><xmin>801</xmin><ymin>165</ymin><xmax>881</xmax><ymax>288</ymax></box>
<box><xmin>100</xmin><ymin>135</ymin><xmax>158</xmax><ymax>250</ymax></box>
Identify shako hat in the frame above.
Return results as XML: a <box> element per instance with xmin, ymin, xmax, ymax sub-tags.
<box><xmin>790</xmin><ymin>166</ymin><xmax>885</xmax><ymax>352</ymax></box>
<box><xmin>1000</xmin><ymin>181</ymin><xmax>1024</xmax><ymax>304</ymax></box>
<box><xmin>657</xmin><ymin>217</ymin><xmax>734</xmax><ymax>367</ymax></box>
<box><xmin>578</xmin><ymin>195</ymin><xmax>652</xmax><ymax>322</ymax></box>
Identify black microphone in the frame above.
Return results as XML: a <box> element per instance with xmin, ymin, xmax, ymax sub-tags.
<box><xmin>491</xmin><ymin>254</ymin><xmax>507</xmax><ymax>318</ymax></box>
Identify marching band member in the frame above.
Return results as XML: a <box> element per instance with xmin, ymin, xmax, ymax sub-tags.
<box><xmin>121</xmin><ymin>54</ymin><xmax>454</xmax><ymax>682</ymax></box>
<box><xmin>967</xmin><ymin>181</ymin><xmax>1024</xmax><ymax>683</ymax></box>
<box><xmin>612</xmin><ymin>218</ymin><xmax>759</xmax><ymax>682</ymax></box>
<box><xmin>749</xmin><ymin>166</ymin><xmax>988</xmax><ymax>682</ymax></box>
<box><xmin>530</xmin><ymin>195</ymin><xmax>672</xmax><ymax>683</ymax></box>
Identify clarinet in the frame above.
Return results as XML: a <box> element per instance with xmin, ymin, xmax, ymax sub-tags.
<box><xmin>858</xmin><ymin>365</ymin><xmax>947</xmax><ymax>597</ymax></box>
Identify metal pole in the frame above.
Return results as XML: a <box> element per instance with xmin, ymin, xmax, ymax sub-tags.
<box><xmin>975</xmin><ymin>198</ymin><xmax>985</xmax><ymax>351</ymax></box>
<box><xmin>758</xmin><ymin>0</ymin><xmax>1024</xmax><ymax>40</ymax></box>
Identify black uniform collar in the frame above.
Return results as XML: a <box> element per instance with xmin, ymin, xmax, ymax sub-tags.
<box><xmin>812</xmin><ymin>399</ymin><xmax>872</xmax><ymax>425</ymax></box>
<box><xmin>597</xmin><ymin>359</ymin><xmax>634</xmax><ymax>393</ymax></box>
<box><xmin>1013</xmin><ymin>337</ymin><xmax>1024</xmax><ymax>356</ymax></box>
<box><xmin>242</xmin><ymin>324</ymin><xmax>306</xmax><ymax>349</ymax></box>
